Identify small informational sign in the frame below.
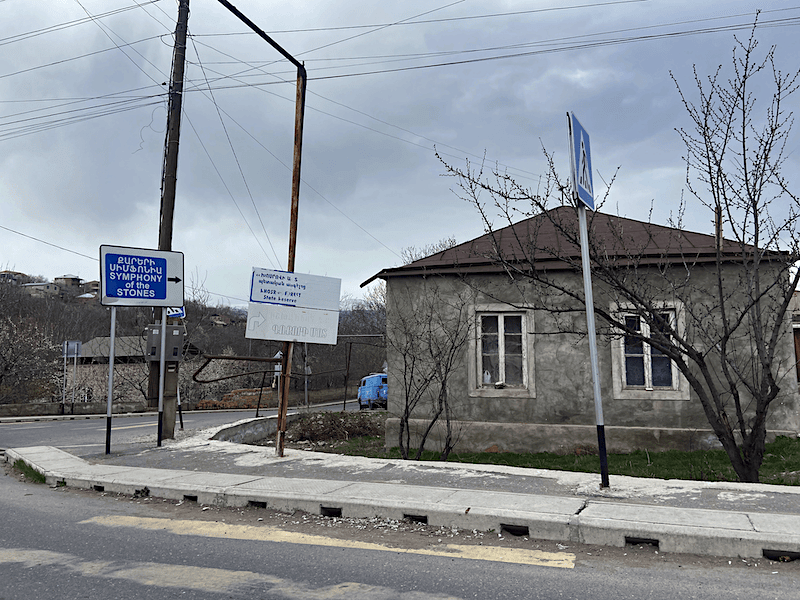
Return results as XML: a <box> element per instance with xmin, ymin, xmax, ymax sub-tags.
<box><xmin>100</xmin><ymin>245</ymin><xmax>184</xmax><ymax>307</ymax></box>
<box><xmin>249</xmin><ymin>267</ymin><xmax>340</xmax><ymax>310</ymax></box>
<box><xmin>246</xmin><ymin>303</ymin><xmax>339</xmax><ymax>345</ymax></box>
<box><xmin>63</xmin><ymin>340</ymin><xmax>81</xmax><ymax>358</ymax></box>
<box><xmin>568</xmin><ymin>112</ymin><xmax>595</xmax><ymax>210</ymax></box>
<box><xmin>247</xmin><ymin>267</ymin><xmax>341</xmax><ymax>345</ymax></box>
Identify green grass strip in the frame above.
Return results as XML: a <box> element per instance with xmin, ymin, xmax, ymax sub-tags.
<box><xmin>12</xmin><ymin>459</ymin><xmax>46</xmax><ymax>484</ymax></box>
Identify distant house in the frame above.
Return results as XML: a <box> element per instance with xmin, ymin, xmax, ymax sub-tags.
<box><xmin>366</xmin><ymin>207</ymin><xmax>800</xmax><ymax>454</ymax></box>
<box><xmin>54</xmin><ymin>274</ymin><xmax>84</xmax><ymax>297</ymax></box>
<box><xmin>0</xmin><ymin>270</ymin><xmax>26</xmax><ymax>285</ymax></box>
<box><xmin>80</xmin><ymin>334</ymin><xmax>201</xmax><ymax>364</ymax></box>
<box><xmin>21</xmin><ymin>281</ymin><xmax>60</xmax><ymax>298</ymax></box>
<box><xmin>210</xmin><ymin>313</ymin><xmax>232</xmax><ymax>327</ymax></box>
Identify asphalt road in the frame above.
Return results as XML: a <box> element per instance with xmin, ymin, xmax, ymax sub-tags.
<box><xmin>0</xmin><ymin>410</ymin><xmax>264</xmax><ymax>457</ymax></box>
<box><xmin>0</xmin><ymin>403</ymin><xmax>360</xmax><ymax>458</ymax></box>
<box><xmin>3</xmin><ymin>459</ymin><xmax>800</xmax><ymax>600</ymax></box>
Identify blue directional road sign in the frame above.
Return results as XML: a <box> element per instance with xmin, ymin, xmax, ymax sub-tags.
<box><xmin>568</xmin><ymin>112</ymin><xmax>595</xmax><ymax>210</ymax></box>
<box><xmin>100</xmin><ymin>245</ymin><xmax>184</xmax><ymax>307</ymax></box>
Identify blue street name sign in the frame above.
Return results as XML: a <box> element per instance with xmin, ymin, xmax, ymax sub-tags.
<box><xmin>100</xmin><ymin>245</ymin><xmax>184</xmax><ymax>307</ymax></box>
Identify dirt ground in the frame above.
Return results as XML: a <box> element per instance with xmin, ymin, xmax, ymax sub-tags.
<box><xmin>253</xmin><ymin>409</ymin><xmax>388</xmax><ymax>455</ymax></box>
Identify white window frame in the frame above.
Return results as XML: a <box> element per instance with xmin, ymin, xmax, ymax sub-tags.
<box><xmin>468</xmin><ymin>304</ymin><xmax>535</xmax><ymax>398</ymax></box>
<box><xmin>611</xmin><ymin>302</ymin><xmax>689</xmax><ymax>401</ymax></box>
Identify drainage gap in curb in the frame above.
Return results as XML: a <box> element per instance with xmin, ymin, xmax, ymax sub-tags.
<box><xmin>625</xmin><ymin>536</ymin><xmax>660</xmax><ymax>548</ymax></box>
<box><xmin>183</xmin><ymin>495</ymin><xmax>198</xmax><ymax>503</ymax></box>
<box><xmin>404</xmin><ymin>514</ymin><xmax>428</xmax><ymax>525</ymax></box>
<box><xmin>501</xmin><ymin>524</ymin><xmax>530</xmax><ymax>537</ymax></box>
<box><xmin>763</xmin><ymin>549</ymin><xmax>800</xmax><ymax>562</ymax></box>
<box><xmin>248</xmin><ymin>500</ymin><xmax>267</xmax><ymax>509</ymax></box>
<box><xmin>93</xmin><ymin>485</ymin><xmax>104</xmax><ymax>492</ymax></box>
<box><xmin>320</xmin><ymin>506</ymin><xmax>342</xmax><ymax>518</ymax></box>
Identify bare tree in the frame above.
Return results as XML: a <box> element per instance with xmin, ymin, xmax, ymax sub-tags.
<box><xmin>439</xmin><ymin>23</ymin><xmax>800</xmax><ymax>482</ymax></box>
<box><xmin>387</xmin><ymin>280</ymin><xmax>473</xmax><ymax>460</ymax></box>
<box><xmin>0</xmin><ymin>316</ymin><xmax>60</xmax><ymax>404</ymax></box>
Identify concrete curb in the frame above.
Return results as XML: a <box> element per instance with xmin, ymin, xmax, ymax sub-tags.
<box><xmin>7</xmin><ymin>445</ymin><xmax>800</xmax><ymax>560</ymax></box>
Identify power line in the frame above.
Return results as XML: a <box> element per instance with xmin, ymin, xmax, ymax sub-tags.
<box><xmin>192</xmin><ymin>0</ymin><xmax>649</xmax><ymax>37</ymax></box>
<box><xmin>0</xmin><ymin>222</ymin><xmax>250</xmax><ymax>304</ymax></box>
<box><xmin>0</xmin><ymin>224</ymin><xmax>98</xmax><ymax>262</ymax></box>
<box><xmin>188</xmin><ymin>32</ymin><xmax>283</xmax><ymax>269</ymax></box>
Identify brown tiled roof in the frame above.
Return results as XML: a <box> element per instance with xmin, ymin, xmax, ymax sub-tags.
<box><xmin>362</xmin><ymin>205</ymin><xmax>770</xmax><ymax>286</ymax></box>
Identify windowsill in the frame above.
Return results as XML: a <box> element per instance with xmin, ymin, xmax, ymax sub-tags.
<box><xmin>469</xmin><ymin>386</ymin><xmax>531</xmax><ymax>398</ymax></box>
<box><xmin>614</xmin><ymin>387</ymin><xmax>690</xmax><ymax>401</ymax></box>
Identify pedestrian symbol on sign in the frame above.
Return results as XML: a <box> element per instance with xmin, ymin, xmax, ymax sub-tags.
<box><xmin>578</xmin><ymin>133</ymin><xmax>592</xmax><ymax>197</ymax></box>
<box><xmin>568</xmin><ymin>112</ymin><xmax>594</xmax><ymax>210</ymax></box>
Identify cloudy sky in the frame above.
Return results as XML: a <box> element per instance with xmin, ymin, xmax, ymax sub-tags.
<box><xmin>2</xmin><ymin>0</ymin><xmax>799</xmax><ymax>308</ymax></box>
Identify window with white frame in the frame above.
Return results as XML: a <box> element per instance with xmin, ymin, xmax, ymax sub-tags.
<box><xmin>478</xmin><ymin>313</ymin><xmax>526</xmax><ymax>387</ymax></box>
<box><xmin>622</xmin><ymin>311</ymin><xmax>676</xmax><ymax>390</ymax></box>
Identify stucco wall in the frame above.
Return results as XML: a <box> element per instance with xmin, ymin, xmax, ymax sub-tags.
<box><xmin>384</xmin><ymin>264</ymin><xmax>800</xmax><ymax>452</ymax></box>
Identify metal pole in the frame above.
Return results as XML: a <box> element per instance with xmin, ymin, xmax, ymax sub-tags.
<box><xmin>578</xmin><ymin>205</ymin><xmax>609</xmax><ymax>488</ymax></box>
<box><xmin>215</xmin><ymin>1</ymin><xmax>307</xmax><ymax>456</ymax></box>
<box><xmin>62</xmin><ymin>342</ymin><xmax>67</xmax><ymax>414</ymax></box>
<box><xmin>276</xmin><ymin>341</ymin><xmax>294</xmax><ymax>456</ymax></box>
<box><xmin>275</xmin><ymin>65</ymin><xmax>307</xmax><ymax>457</ymax></box>
<box><xmin>343</xmin><ymin>342</ymin><xmax>351</xmax><ymax>411</ymax></box>
<box><xmin>71</xmin><ymin>349</ymin><xmax>77</xmax><ymax>412</ymax></box>
<box><xmin>157</xmin><ymin>308</ymin><xmax>167</xmax><ymax>447</ymax></box>
<box><xmin>303</xmin><ymin>342</ymin><xmax>309</xmax><ymax>410</ymax></box>
<box><xmin>105</xmin><ymin>307</ymin><xmax>117</xmax><ymax>455</ymax></box>
<box><xmin>177</xmin><ymin>385</ymin><xmax>184</xmax><ymax>431</ymax></box>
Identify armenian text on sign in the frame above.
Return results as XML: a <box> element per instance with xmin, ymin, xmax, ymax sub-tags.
<box><xmin>100</xmin><ymin>245</ymin><xmax>184</xmax><ymax>307</ymax></box>
<box><xmin>106</xmin><ymin>254</ymin><xmax>167</xmax><ymax>299</ymax></box>
<box><xmin>249</xmin><ymin>268</ymin><xmax>340</xmax><ymax>311</ymax></box>
<box><xmin>247</xmin><ymin>267</ymin><xmax>341</xmax><ymax>345</ymax></box>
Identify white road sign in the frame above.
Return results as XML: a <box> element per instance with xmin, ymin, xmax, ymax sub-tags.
<box><xmin>249</xmin><ymin>267</ymin><xmax>341</xmax><ymax>311</ymax></box>
<box><xmin>247</xmin><ymin>267</ymin><xmax>341</xmax><ymax>345</ymax></box>
<box><xmin>100</xmin><ymin>245</ymin><xmax>184</xmax><ymax>307</ymax></box>
<box><xmin>246</xmin><ymin>303</ymin><xmax>339</xmax><ymax>345</ymax></box>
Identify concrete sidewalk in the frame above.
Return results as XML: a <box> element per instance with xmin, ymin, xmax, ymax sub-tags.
<box><xmin>7</xmin><ymin>435</ymin><xmax>800</xmax><ymax>561</ymax></box>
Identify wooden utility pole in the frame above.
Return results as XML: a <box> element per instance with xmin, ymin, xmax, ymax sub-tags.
<box><xmin>149</xmin><ymin>0</ymin><xmax>189</xmax><ymax>442</ymax></box>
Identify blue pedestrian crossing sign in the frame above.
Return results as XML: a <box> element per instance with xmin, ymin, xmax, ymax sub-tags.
<box><xmin>568</xmin><ymin>112</ymin><xmax>594</xmax><ymax>210</ymax></box>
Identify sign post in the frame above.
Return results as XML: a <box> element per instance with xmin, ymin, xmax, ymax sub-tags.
<box><xmin>246</xmin><ymin>267</ymin><xmax>340</xmax><ymax>455</ymax></box>
<box><xmin>567</xmin><ymin>112</ymin><xmax>609</xmax><ymax>488</ymax></box>
<box><xmin>62</xmin><ymin>341</ymin><xmax>81</xmax><ymax>415</ymax></box>
<box><xmin>100</xmin><ymin>245</ymin><xmax>184</xmax><ymax>451</ymax></box>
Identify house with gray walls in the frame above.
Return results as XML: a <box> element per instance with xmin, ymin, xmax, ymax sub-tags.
<box><xmin>364</xmin><ymin>206</ymin><xmax>800</xmax><ymax>455</ymax></box>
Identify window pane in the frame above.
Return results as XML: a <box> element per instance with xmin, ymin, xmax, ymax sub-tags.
<box><xmin>624</xmin><ymin>316</ymin><xmax>642</xmax><ymax>354</ymax></box>
<box><xmin>481</xmin><ymin>354</ymin><xmax>498</xmax><ymax>384</ymax></box>
<box><xmin>481</xmin><ymin>315</ymin><xmax>498</xmax><ymax>334</ymax></box>
<box><xmin>651</xmin><ymin>313</ymin><xmax>671</xmax><ymax>356</ymax></box>
<box><xmin>481</xmin><ymin>333</ymin><xmax>498</xmax><ymax>354</ymax></box>
<box><xmin>505</xmin><ymin>354</ymin><xmax>523</xmax><ymax>385</ymax></box>
<box><xmin>504</xmin><ymin>333</ymin><xmax>522</xmax><ymax>355</ymax></box>
<box><xmin>651</xmin><ymin>356</ymin><xmax>673</xmax><ymax>387</ymax></box>
<box><xmin>504</xmin><ymin>315</ymin><xmax>522</xmax><ymax>334</ymax></box>
<box><xmin>625</xmin><ymin>357</ymin><xmax>645</xmax><ymax>386</ymax></box>
<box><xmin>480</xmin><ymin>315</ymin><xmax>499</xmax><ymax>386</ymax></box>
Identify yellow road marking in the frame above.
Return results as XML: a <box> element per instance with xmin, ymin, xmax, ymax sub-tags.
<box><xmin>82</xmin><ymin>515</ymin><xmax>575</xmax><ymax>569</ymax></box>
<box><xmin>0</xmin><ymin>548</ymin><xmax>461</xmax><ymax>598</ymax></box>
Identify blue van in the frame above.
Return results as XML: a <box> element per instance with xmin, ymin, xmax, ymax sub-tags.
<box><xmin>357</xmin><ymin>373</ymin><xmax>388</xmax><ymax>410</ymax></box>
